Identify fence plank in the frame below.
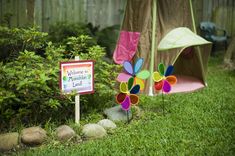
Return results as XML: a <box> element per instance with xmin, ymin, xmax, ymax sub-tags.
<box><xmin>2</xmin><ymin>0</ymin><xmax>233</xmax><ymax>36</ymax></box>
<box><xmin>0</xmin><ymin>0</ymin><xmax>125</xmax><ymax>30</ymax></box>
<box><xmin>0</xmin><ymin>0</ymin><xmax>2</xmax><ymax>20</ymax></box>
<box><xmin>34</xmin><ymin>0</ymin><xmax>42</xmax><ymax>30</ymax></box>
<box><xmin>18</xmin><ymin>0</ymin><xmax>27</xmax><ymax>27</ymax></box>
<box><xmin>26</xmin><ymin>0</ymin><xmax>35</xmax><ymax>26</ymax></box>
<box><xmin>194</xmin><ymin>0</ymin><xmax>235</xmax><ymax>36</ymax></box>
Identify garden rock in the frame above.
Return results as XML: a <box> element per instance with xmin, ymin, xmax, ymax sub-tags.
<box><xmin>21</xmin><ymin>126</ymin><xmax>47</xmax><ymax>146</ymax></box>
<box><xmin>56</xmin><ymin>125</ymin><xmax>76</xmax><ymax>141</ymax></box>
<box><xmin>0</xmin><ymin>132</ymin><xmax>19</xmax><ymax>152</ymax></box>
<box><xmin>82</xmin><ymin>124</ymin><xmax>107</xmax><ymax>139</ymax></box>
<box><xmin>97</xmin><ymin>119</ymin><xmax>117</xmax><ymax>130</ymax></box>
<box><xmin>104</xmin><ymin>105</ymin><xmax>132</xmax><ymax>122</ymax></box>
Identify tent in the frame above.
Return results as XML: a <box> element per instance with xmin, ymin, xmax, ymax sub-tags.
<box><xmin>114</xmin><ymin>0</ymin><xmax>212</xmax><ymax>95</ymax></box>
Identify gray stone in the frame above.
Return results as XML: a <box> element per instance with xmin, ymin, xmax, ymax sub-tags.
<box><xmin>97</xmin><ymin>119</ymin><xmax>117</xmax><ymax>130</ymax></box>
<box><xmin>21</xmin><ymin>126</ymin><xmax>47</xmax><ymax>146</ymax></box>
<box><xmin>104</xmin><ymin>105</ymin><xmax>132</xmax><ymax>122</ymax></box>
<box><xmin>56</xmin><ymin>125</ymin><xmax>76</xmax><ymax>141</ymax></box>
<box><xmin>0</xmin><ymin>132</ymin><xmax>19</xmax><ymax>152</ymax></box>
<box><xmin>82</xmin><ymin>124</ymin><xmax>107</xmax><ymax>139</ymax></box>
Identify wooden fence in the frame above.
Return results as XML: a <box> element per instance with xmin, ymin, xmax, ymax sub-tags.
<box><xmin>201</xmin><ymin>0</ymin><xmax>235</xmax><ymax>37</ymax></box>
<box><xmin>0</xmin><ymin>0</ymin><xmax>234</xmax><ymax>36</ymax></box>
<box><xmin>0</xmin><ymin>0</ymin><xmax>126</xmax><ymax>31</ymax></box>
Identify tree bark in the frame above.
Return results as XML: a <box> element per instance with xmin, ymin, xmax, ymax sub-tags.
<box><xmin>224</xmin><ymin>36</ymin><xmax>235</xmax><ymax>69</ymax></box>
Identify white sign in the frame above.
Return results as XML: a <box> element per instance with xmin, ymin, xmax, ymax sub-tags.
<box><xmin>60</xmin><ymin>60</ymin><xmax>94</xmax><ymax>94</ymax></box>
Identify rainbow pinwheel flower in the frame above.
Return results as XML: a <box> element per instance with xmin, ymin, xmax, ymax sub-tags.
<box><xmin>116</xmin><ymin>77</ymin><xmax>140</xmax><ymax>110</ymax></box>
<box><xmin>117</xmin><ymin>58</ymin><xmax>150</xmax><ymax>90</ymax></box>
<box><xmin>153</xmin><ymin>63</ymin><xmax>177</xmax><ymax>93</ymax></box>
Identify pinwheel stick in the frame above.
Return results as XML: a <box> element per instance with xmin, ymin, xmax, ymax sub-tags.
<box><xmin>126</xmin><ymin>110</ymin><xmax>130</xmax><ymax>124</ymax></box>
<box><xmin>162</xmin><ymin>92</ymin><xmax>165</xmax><ymax>116</ymax></box>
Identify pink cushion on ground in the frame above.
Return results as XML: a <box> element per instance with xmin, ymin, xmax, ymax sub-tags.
<box><xmin>113</xmin><ymin>31</ymin><xmax>140</xmax><ymax>64</ymax></box>
<box><xmin>170</xmin><ymin>75</ymin><xmax>205</xmax><ymax>93</ymax></box>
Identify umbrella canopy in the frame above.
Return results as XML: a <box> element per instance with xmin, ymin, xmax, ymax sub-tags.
<box><xmin>158</xmin><ymin>27</ymin><xmax>211</xmax><ymax>51</ymax></box>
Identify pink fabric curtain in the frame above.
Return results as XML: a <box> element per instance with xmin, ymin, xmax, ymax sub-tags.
<box><xmin>113</xmin><ymin>31</ymin><xmax>140</xmax><ymax>64</ymax></box>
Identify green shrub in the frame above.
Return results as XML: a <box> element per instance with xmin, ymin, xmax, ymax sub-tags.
<box><xmin>48</xmin><ymin>22</ymin><xmax>95</xmax><ymax>44</ymax></box>
<box><xmin>96</xmin><ymin>25</ymin><xmax>120</xmax><ymax>57</ymax></box>
<box><xmin>0</xmin><ymin>32</ymin><xmax>119</xmax><ymax>129</ymax></box>
<box><xmin>79</xmin><ymin>45</ymin><xmax>120</xmax><ymax>112</ymax></box>
<box><xmin>63</xmin><ymin>36</ymin><xmax>120</xmax><ymax>113</ymax></box>
<box><xmin>65</xmin><ymin>35</ymin><xmax>97</xmax><ymax>58</ymax></box>
<box><xmin>48</xmin><ymin>22</ymin><xmax>120</xmax><ymax>58</ymax></box>
<box><xmin>0</xmin><ymin>45</ymin><xmax>71</xmax><ymax>126</ymax></box>
<box><xmin>0</xmin><ymin>26</ymin><xmax>48</xmax><ymax>61</ymax></box>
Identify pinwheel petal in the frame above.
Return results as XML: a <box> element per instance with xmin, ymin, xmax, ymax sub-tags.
<box><xmin>130</xmin><ymin>84</ymin><xmax>140</xmax><ymax>94</ymax></box>
<box><xmin>136</xmin><ymin>70</ymin><xmax>150</xmax><ymax>79</ymax></box>
<box><xmin>154</xmin><ymin>81</ymin><xmax>163</xmax><ymax>90</ymax></box>
<box><xmin>117</xmin><ymin>73</ymin><xmax>132</xmax><ymax>82</ymax></box>
<box><xmin>124</xmin><ymin>61</ymin><xmax>133</xmax><ymax>75</ymax></box>
<box><xmin>116</xmin><ymin>93</ymin><xmax>126</xmax><ymax>104</ymax></box>
<box><xmin>130</xmin><ymin>94</ymin><xmax>139</xmax><ymax>105</ymax></box>
<box><xmin>165</xmin><ymin>65</ymin><xmax>174</xmax><ymax>76</ymax></box>
<box><xmin>120</xmin><ymin>82</ymin><xmax>128</xmax><ymax>93</ymax></box>
<box><xmin>128</xmin><ymin>77</ymin><xmax>134</xmax><ymax>90</ymax></box>
<box><xmin>163</xmin><ymin>80</ymin><xmax>171</xmax><ymax>93</ymax></box>
<box><xmin>135</xmin><ymin>77</ymin><xmax>145</xmax><ymax>91</ymax></box>
<box><xmin>121</xmin><ymin>96</ymin><xmax>131</xmax><ymax>110</ymax></box>
<box><xmin>158</xmin><ymin>63</ymin><xmax>165</xmax><ymax>76</ymax></box>
<box><xmin>153</xmin><ymin>72</ymin><xmax>163</xmax><ymax>82</ymax></box>
<box><xmin>134</xmin><ymin>58</ymin><xmax>143</xmax><ymax>74</ymax></box>
<box><xmin>166</xmin><ymin>75</ymin><xmax>177</xmax><ymax>85</ymax></box>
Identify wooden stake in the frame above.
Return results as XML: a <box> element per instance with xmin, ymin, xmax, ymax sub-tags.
<box><xmin>75</xmin><ymin>56</ymin><xmax>80</xmax><ymax>124</ymax></box>
<box><xmin>75</xmin><ymin>94</ymin><xmax>80</xmax><ymax>124</ymax></box>
<box><xmin>162</xmin><ymin>92</ymin><xmax>165</xmax><ymax>116</ymax></box>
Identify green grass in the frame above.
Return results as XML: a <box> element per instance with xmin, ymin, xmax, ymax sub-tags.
<box><xmin>14</xmin><ymin>56</ymin><xmax>235</xmax><ymax>155</ymax></box>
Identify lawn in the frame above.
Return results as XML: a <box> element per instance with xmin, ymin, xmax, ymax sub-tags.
<box><xmin>14</xmin><ymin>56</ymin><xmax>235</xmax><ymax>155</ymax></box>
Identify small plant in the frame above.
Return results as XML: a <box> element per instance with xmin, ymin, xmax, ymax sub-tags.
<box><xmin>0</xmin><ymin>26</ymin><xmax>48</xmax><ymax>61</ymax></box>
<box><xmin>65</xmin><ymin>35</ymin><xmax>97</xmax><ymax>59</ymax></box>
<box><xmin>48</xmin><ymin>22</ymin><xmax>94</xmax><ymax>44</ymax></box>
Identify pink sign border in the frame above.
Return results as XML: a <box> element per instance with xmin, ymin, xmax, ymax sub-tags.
<box><xmin>59</xmin><ymin>60</ymin><xmax>95</xmax><ymax>95</ymax></box>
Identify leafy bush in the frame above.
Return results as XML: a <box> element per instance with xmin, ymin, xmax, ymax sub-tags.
<box><xmin>0</xmin><ymin>44</ymin><xmax>71</xmax><ymax>126</ymax></box>
<box><xmin>78</xmin><ymin>45</ymin><xmax>120</xmax><ymax>112</ymax></box>
<box><xmin>48</xmin><ymin>22</ymin><xmax>120</xmax><ymax>58</ymax></box>
<box><xmin>62</xmin><ymin>35</ymin><xmax>120</xmax><ymax>113</ymax></box>
<box><xmin>48</xmin><ymin>22</ymin><xmax>96</xmax><ymax>44</ymax></box>
<box><xmin>0</xmin><ymin>26</ymin><xmax>48</xmax><ymax>61</ymax></box>
<box><xmin>0</xmin><ymin>30</ymin><xmax>119</xmax><ymax>129</ymax></box>
<box><xmin>65</xmin><ymin>35</ymin><xmax>97</xmax><ymax>58</ymax></box>
<box><xmin>96</xmin><ymin>25</ymin><xmax>120</xmax><ymax>57</ymax></box>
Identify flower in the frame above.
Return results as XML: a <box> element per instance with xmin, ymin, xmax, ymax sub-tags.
<box><xmin>117</xmin><ymin>58</ymin><xmax>150</xmax><ymax>90</ymax></box>
<box><xmin>152</xmin><ymin>63</ymin><xmax>177</xmax><ymax>93</ymax></box>
<box><xmin>116</xmin><ymin>77</ymin><xmax>140</xmax><ymax>110</ymax></box>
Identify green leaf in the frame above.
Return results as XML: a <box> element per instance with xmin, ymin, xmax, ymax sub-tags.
<box><xmin>128</xmin><ymin>77</ymin><xmax>134</xmax><ymax>90</ymax></box>
<box><xmin>158</xmin><ymin>63</ymin><xmax>165</xmax><ymax>76</ymax></box>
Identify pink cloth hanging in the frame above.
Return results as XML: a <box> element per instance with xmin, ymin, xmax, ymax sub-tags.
<box><xmin>113</xmin><ymin>31</ymin><xmax>140</xmax><ymax>64</ymax></box>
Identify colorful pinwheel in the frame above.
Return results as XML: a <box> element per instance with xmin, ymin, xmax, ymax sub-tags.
<box><xmin>152</xmin><ymin>63</ymin><xmax>177</xmax><ymax>93</ymax></box>
<box><xmin>116</xmin><ymin>77</ymin><xmax>140</xmax><ymax>110</ymax></box>
<box><xmin>117</xmin><ymin>58</ymin><xmax>150</xmax><ymax>90</ymax></box>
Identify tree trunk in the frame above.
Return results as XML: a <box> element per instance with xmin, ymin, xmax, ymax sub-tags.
<box><xmin>224</xmin><ymin>36</ymin><xmax>235</xmax><ymax>69</ymax></box>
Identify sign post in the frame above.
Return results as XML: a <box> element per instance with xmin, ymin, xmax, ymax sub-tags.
<box><xmin>60</xmin><ymin>57</ymin><xmax>94</xmax><ymax>124</ymax></box>
<box><xmin>75</xmin><ymin>92</ymin><xmax>80</xmax><ymax>124</ymax></box>
<box><xmin>75</xmin><ymin>56</ymin><xmax>80</xmax><ymax>124</ymax></box>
